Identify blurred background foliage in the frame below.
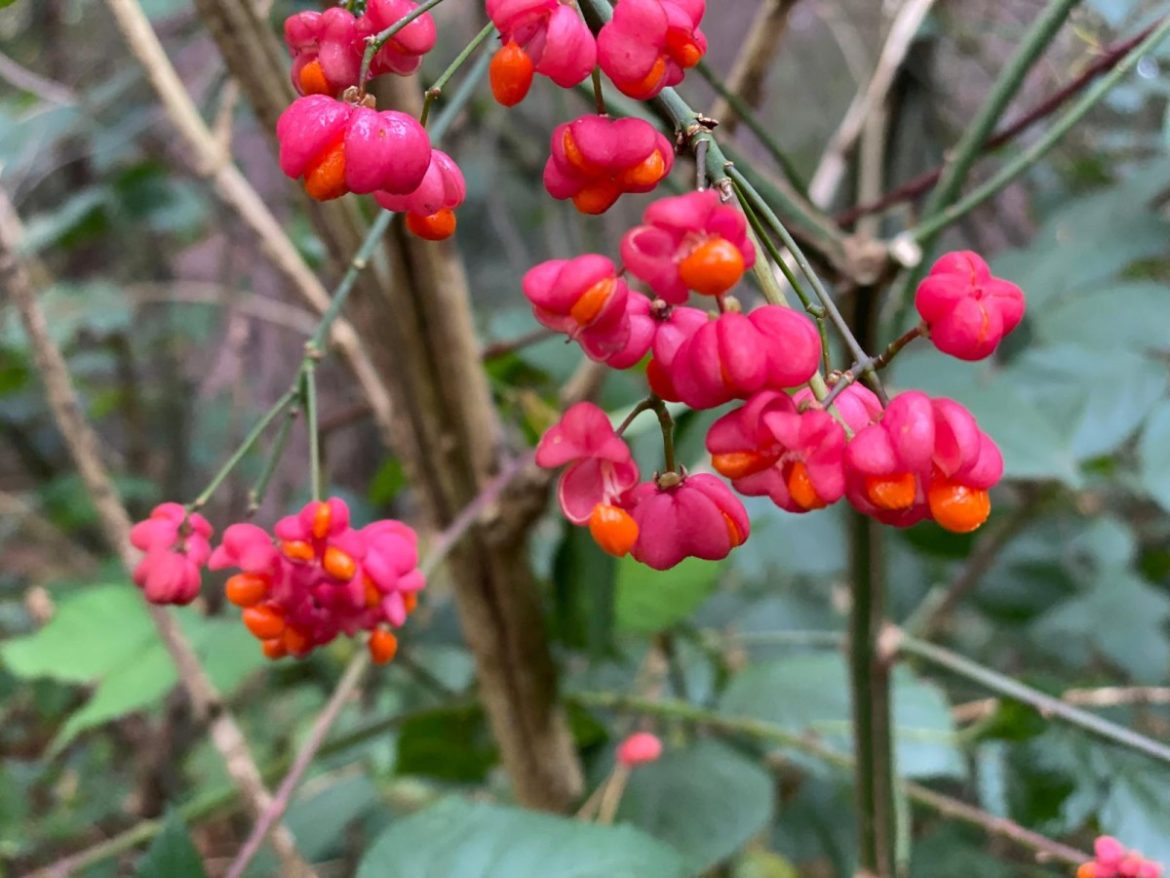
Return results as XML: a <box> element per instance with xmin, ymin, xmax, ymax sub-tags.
<box><xmin>3</xmin><ymin>0</ymin><xmax>1170</xmax><ymax>875</ymax></box>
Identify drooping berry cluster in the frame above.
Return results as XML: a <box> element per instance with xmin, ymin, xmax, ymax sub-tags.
<box><xmin>531</xmin><ymin>188</ymin><xmax>1026</xmax><ymax>569</ymax></box>
<box><xmin>1078</xmin><ymin>836</ymin><xmax>1164</xmax><ymax>878</ymax></box>
<box><xmin>276</xmin><ymin>1</ymin><xmax>467</xmax><ymax>239</ymax></box>
<box><xmin>130</xmin><ymin>499</ymin><xmax>424</xmax><ymax>664</ymax></box>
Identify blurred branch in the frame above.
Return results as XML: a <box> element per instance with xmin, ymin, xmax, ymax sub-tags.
<box><xmin>570</xmin><ymin>691</ymin><xmax>1090</xmax><ymax>867</ymax></box>
<box><xmin>126</xmin><ymin>282</ymin><xmax>319</xmax><ymax>334</ymax></box>
<box><xmin>955</xmin><ymin>687</ymin><xmax>1170</xmax><ymax>724</ymax></box>
<box><xmin>0</xmin><ymin>187</ymin><xmax>313</xmax><ymax>878</ymax></box>
<box><xmin>101</xmin><ymin>0</ymin><xmax>398</xmax><ymax>447</ymax></box>
<box><xmin>707</xmin><ymin>0</ymin><xmax>798</xmax><ymax>133</ymax></box>
<box><xmin>895</xmin><ymin>629</ymin><xmax>1170</xmax><ymax>766</ymax></box>
<box><xmin>0</xmin><ymin>50</ymin><xmax>77</xmax><ymax>104</ymax></box>
<box><xmin>835</xmin><ymin>19</ymin><xmax>1163</xmax><ymax>226</ymax></box>
<box><xmin>808</xmin><ymin>0</ymin><xmax>939</xmax><ymax>208</ymax></box>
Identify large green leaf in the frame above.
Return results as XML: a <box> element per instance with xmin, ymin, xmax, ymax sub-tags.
<box><xmin>1138</xmin><ymin>400</ymin><xmax>1170</xmax><ymax>513</ymax></box>
<box><xmin>615</xmin><ymin>555</ymin><xmax>725</xmax><ymax>634</ymax></box>
<box><xmin>617</xmin><ymin>739</ymin><xmax>774</xmax><ymax>872</ymax></box>
<box><xmin>356</xmin><ymin>798</ymin><xmax>687</xmax><ymax>878</ymax></box>
<box><xmin>137</xmin><ymin>811</ymin><xmax>207</xmax><ymax>878</ymax></box>
<box><xmin>0</xmin><ymin>584</ymin><xmax>156</xmax><ymax>684</ymax></box>
<box><xmin>284</xmin><ymin>776</ymin><xmax>380</xmax><ymax>861</ymax></box>
<box><xmin>1035</xmin><ymin>281</ymin><xmax>1170</xmax><ymax>353</ymax></box>
<box><xmin>394</xmin><ymin>704</ymin><xmax>498</xmax><ymax>782</ymax></box>
<box><xmin>719</xmin><ymin>654</ymin><xmax>964</xmax><ymax>779</ymax></box>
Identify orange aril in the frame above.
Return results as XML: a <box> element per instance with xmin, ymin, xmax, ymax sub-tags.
<box><xmin>562</xmin><ymin>129</ymin><xmax>600</xmax><ymax>175</ymax></box>
<box><xmin>711</xmin><ymin>450</ymin><xmax>773</xmax><ymax>480</ymax></box>
<box><xmin>262</xmin><ymin>638</ymin><xmax>287</xmax><ymax>660</ymax></box>
<box><xmin>615</xmin><ymin>150</ymin><xmax>667</xmax><ymax>189</ymax></box>
<box><xmin>569</xmin><ymin>277</ymin><xmax>616</xmax><ymax>325</ymax></box>
<box><xmin>572</xmin><ymin>181</ymin><xmax>621</xmax><ymax>214</ymax></box>
<box><xmin>406</xmin><ymin>209</ymin><xmax>457</xmax><ymax>241</ymax></box>
<box><xmin>404</xmin><ymin>592</ymin><xmax>418</xmax><ymax>614</ymax></box>
<box><xmin>665</xmin><ymin>29</ymin><xmax>703</xmax><ymax>68</ymax></box>
<box><xmin>368</xmin><ymin>628</ymin><xmax>399</xmax><ymax>665</ymax></box>
<box><xmin>678</xmin><ymin>237</ymin><xmax>745</xmax><ymax>296</ymax></box>
<box><xmin>628</xmin><ymin>56</ymin><xmax>667</xmax><ymax>99</ymax></box>
<box><xmin>722</xmin><ymin>512</ymin><xmax>746</xmax><ymax>547</ymax></box>
<box><xmin>303</xmin><ymin>138</ymin><xmax>347</xmax><ymax>201</ymax></box>
<box><xmin>311</xmin><ymin>501</ymin><xmax>332</xmax><ymax>539</ymax></box>
<box><xmin>588</xmin><ymin>503</ymin><xmax>639</xmax><ymax>557</ymax></box>
<box><xmin>281</xmin><ymin>539</ymin><xmax>315</xmax><ymax>563</ymax></box>
<box><xmin>298</xmin><ymin>59</ymin><xmax>331</xmax><ymax>96</ymax></box>
<box><xmin>225</xmin><ymin>572</ymin><xmax>269</xmax><ymax>607</ymax></box>
<box><xmin>1076</xmin><ymin>865</ymin><xmax>1097</xmax><ymax>878</ymax></box>
<box><xmin>786</xmin><ymin>461</ymin><xmax>825</xmax><ymax>511</ymax></box>
<box><xmin>283</xmin><ymin>625</ymin><xmax>311</xmax><ymax>657</ymax></box>
<box><xmin>927</xmin><ymin>478</ymin><xmax>991</xmax><ymax>534</ymax></box>
<box><xmin>865</xmin><ymin>473</ymin><xmax>918</xmax><ymax>511</ymax></box>
<box><xmin>489</xmin><ymin>41</ymin><xmax>535</xmax><ymax>107</ymax></box>
<box><xmin>322</xmin><ymin>546</ymin><xmax>356</xmax><ymax>581</ymax></box>
<box><xmin>363</xmin><ymin>577</ymin><xmax>381</xmax><ymax>608</ymax></box>
<box><xmin>242</xmin><ymin>604</ymin><xmax>285</xmax><ymax>640</ymax></box>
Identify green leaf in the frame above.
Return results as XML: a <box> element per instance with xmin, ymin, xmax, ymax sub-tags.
<box><xmin>395</xmin><ymin>704</ymin><xmax>498</xmax><ymax>782</ymax></box>
<box><xmin>1138</xmin><ymin>400</ymin><xmax>1170</xmax><ymax>513</ymax></box>
<box><xmin>1100</xmin><ymin>765</ymin><xmax>1170</xmax><ymax>864</ymax></box>
<box><xmin>1034</xmin><ymin>568</ymin><xmax>1170</xmax><ymax>682</ymax></box>
<box><xmin>0</xmin><ymin>584</ymin><xmax>156</xmax><ymax>684</ymax></box>
<box><xmin>356</xmin><ymin>798</ymin><xmax>688</xmax><ymax>878</ymax></box>
<box><xmin>615</xmin><ymin>555</ymin><xmax>725</xmax><ymax>634</ymax></box>
<box><xmin>137</xmin><ymin>811</ymin><xmax>207</xmax><ymax>878</ymax></box>
<box><xmin>284</xmin><ymin>776</ymin><xmax>380</xmax><ymax>861</ymax></box>
<box><xmin>1035</xmin><ymin>281</ymin><xmax>1170</xmax><ymax>353</ymax></box>
<box><xmin>732</xmin><ymin>849</ymin><xmax>798</xmax><ymax>878</ymax></box>
<box><xmin>618</xmin><ymin>739</ymin><xmax>774</xmax><ymax>872</ymax></box>
<box><xmin>552</xmin><ymin>523</ymin><xmax>616</xmax><ymax>654</ymax></box>
<box><xmin>719</xmin><ymin>654</ymin><xmax>964</xmax><ymax>779</ymax></box>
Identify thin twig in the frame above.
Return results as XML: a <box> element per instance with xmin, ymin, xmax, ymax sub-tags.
<box><xmin>954</xmin><ymin>687</ymin><xmax>1170</xmax><ymax>724</ymax></box>
<box><xmin>0</xmin><ymin>50</ymin><xmax>77</xmax><ymax>104</ymax></box>
<box><xmin>102</xmin><ymin>0</ymin><xmax>398</xmax><ymax>446</ymax></box>
<box><xmin>835</xmin><ymin>20</ymin><xmax>1162</xmax><ymax>225</ymax></box>
<box><xmin>0</xmin><ymin>188</ymin><xmax>313</xmax><ymax>878</ymax></box>
<box><xmin>807</xmin><ymin>0</ymin><xmax>940</xmax><ymax>208</ymax></box>
<box><xmin>895</xmin><ymin>629</ymin><xmax>1170</xmax><ymax>766</ymax></box>
<box><xmin>570</xmin><ymin>691</ymin><xmax>1090</xmax><ymax>867</ymax></box>
<box><xmin>706</xmin><ymin>0</ymin><xmax>798</xmax><ymax>134</ymax></box>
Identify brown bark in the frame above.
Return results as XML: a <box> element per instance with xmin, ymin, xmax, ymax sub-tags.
<box><xmin>192</xmin><ymin>0</ymin><xmax>584</xmax><ymax>808</ymax></box>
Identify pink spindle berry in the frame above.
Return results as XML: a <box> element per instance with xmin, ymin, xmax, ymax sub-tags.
<box><xmin>364</xmin><ymin>0</ymin><xmax>438</xmax><ymax>77</ymax></box>
<box><xmin>668</xmin><ymin>306</ymin><xmax>822</xmax><ymax>410</ymax></box>
<box><xmin>544</xmin><ymin>115</ymin><xmax>674</xmax><ymax>214</ymax></box>
<box><xmin>276</xmin><ymin>96</ymin><xmax>431</xmax><ymax>201</ymax></box>
<box><xmin>915</xmin><ymin>250</ymin><xmax>1025</xmax><ymax>361</ymax></box>
<box><xmin>597</xmin><ymin>0</ymin><xmax>707</xmax><ymax>99</ymax></box>
<box><xmin>844</xmin><ymin>391</ymin><xmax>1003</xmax><ymax>533</ymax></box>
<box><xmin>130</xmin><ymin>503</ymin><xmax>213</xmax><ymax>605</ymax></box>
<box><xmin>621</xmin><ymin>189</ymin><xmax>755</xmax><ymax>303</ymax></box>
<box><xmin>210</xmin><ymin>499</ymin><xmax>425</xmax><ymax>660</ymax></box>
<box><xmin>645</xmin><ymin>304</ymin><xmax>708</xmax><ymax>401</ymax></box>
<box><xmin>284</xmin><ymin>9</ymin><xmax>366</xmax><ymax>97</ymax></box>
<box><xmin>1079</xmin><ymin>837</ymin><xmax>1165</xmax><ymax>878</ymax></box>
<box><xmin>486</xmin><ymin>0</ymin><xmax>596</xmax><ymax>106</ymax></box>
<box><xmin>523</xmin><ymin>255</ymin><xmax>652</xmax><ymax>366</ymax></box>
<box><xmin>617</xmin><ymin>731</ymin><xmax>663</xmax><ymax>766</ymax></box>
<box><xmin>707</xmin><ymin>391</ymin><xmax>847</xmax><ymax>513</ymax></box>
<box><xmin>374</xmin><ymin>149</ymin><xmax>466</xmax><ymax>241</ymax></box>
<box><xmin>626</xmin><ymin>472</ymin><xmax>749</xmax><ymax>570</ymax></box>
<box><xmin>536</xmin><ymin>402</ymin><xmax>640</xmax><ymax>528</ymax></box>
<box><xmin>793</xmin><ymin>384</ymin><xmax>883</xmax><ymax>434</ymax></box>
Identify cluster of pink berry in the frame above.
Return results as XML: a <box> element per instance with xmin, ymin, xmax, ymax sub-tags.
<box><xmin>131</xmin><ymin>499</ymin><xmax>424</xmax><ymax>663</ymax></box>
<box><xmin>276</xmin><ymin>1</ymin><xmax>464</xmax><ymax>240</ymax></box>
<box><xmin>531</xmin><ymin>186</ymin><xmax>1026</xmax><ymax>568</ymax></box>
<box><xmin>1079</xmin><ymin>837</ymin><xmax>1164</xmax><ymax>878</ymax></box>
<box><xmin>488</xmin><ymin>0</ymin><xmax>704</xmax><ymax>213</ymax></box>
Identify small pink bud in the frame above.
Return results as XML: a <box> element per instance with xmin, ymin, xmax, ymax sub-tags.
<box><xmin>617</xmin><ymin>731</ymin><xmax>663</xmax><ymax>766</ymax></box>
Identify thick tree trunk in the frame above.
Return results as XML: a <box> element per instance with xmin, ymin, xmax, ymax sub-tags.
<box><xmin>191</xmin><ymin>0</ymin><xmax>584</xmax><ymax>808</ymax></box>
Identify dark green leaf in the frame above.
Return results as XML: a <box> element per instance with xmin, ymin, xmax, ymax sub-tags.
<box><xmin>395</xmin><ymin>704</ymin><xmax>498</xmax><ymax>782</ymax></box>
<box><xmin>356</xmin><ymin>798</ymin><xmax>688</xmax><ymax>877</ymax></box>
<box><xmin>618</xmin><ymin>739</ymin><xmax>774</xmax><ymax>871</ymax></box>
<box><xmin>137</xmin><ymin>812</ymin><xmax>207</xmax><ymax>878</ymax></box>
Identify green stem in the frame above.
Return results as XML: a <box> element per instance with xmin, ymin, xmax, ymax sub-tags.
<box><xmin>247</xmin><ymin>404</ymin><xmax>298</xmax><ymax>515</ymax></box>
<box><xmin>897</xmin><ymin>631</ymin><xmax>1170</xmax><ymax>766</ymax></box>
<box><xmin>651</xmin><ymin>397</ymin><xmax>676</xmax><ymax>474</ymax></box>
<box><xmin>187</xmin><ymin>389</ymin><xmax>297</xmax><ymax>511</ymax></box>
<box><xmin>359</xmin><ymin>0</ymin><xmax>451</xmax><ymax>89</ymax></box>
<box><xmin>591</xmin><ymin>66</ymin><xmax>606</xmax><ymax>115</ymax></box>
<box><xmin>304</xmin><ymin>364</ymin><xmax>321</xmax><ymax>502</ymax></box>
<box><xmin>850</xmin><ymin>512</ymin><xmax>898</xmax><ymax>876</ymax></box>
<box><xmin>728</xmin><ymin>165</ymin><xmax>887</xmax><ymax>404</ymax></box>
<box><xmin>420</xmin><ymin>22</ymin><xmax>495</xmax><ymax>128</ymax></box>
<box><xmin>693</xmin><ymin>59</ymin><xmax>807</xmax><ymax>195</ymax></box>
<box><xmin>907</xmin><ymin>12</ymin><xmax>1170</xmax><ymax>245</ymax></box>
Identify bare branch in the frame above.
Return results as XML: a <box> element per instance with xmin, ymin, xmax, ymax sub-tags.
<box><xmin>708</xmin><ymin>0</ymin><xmax>799</xmax><ymax>134</ymax></box>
